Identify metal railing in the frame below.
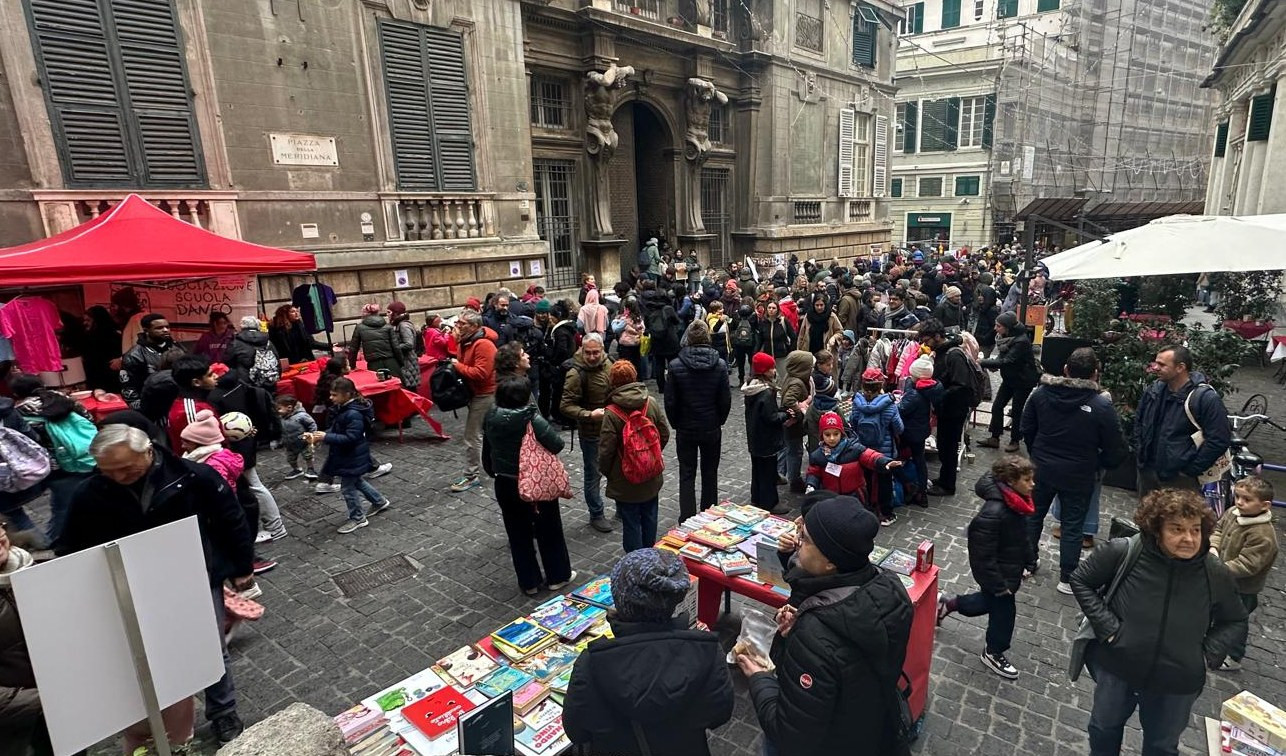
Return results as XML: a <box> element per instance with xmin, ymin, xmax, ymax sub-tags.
<box><xmin>612</xmin><ymin>0</ymin><xmax>661</xmax><ymax>21</ymax></box>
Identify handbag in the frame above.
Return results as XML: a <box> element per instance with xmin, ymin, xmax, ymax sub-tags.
<box><xmin>1184</xmin><ymin>385</ymin><xmax>1232</xmax><ymax>484</ymax></box>
<box><xmin>1067</xmin><ymin>534</ymin><xmax>1142</xmax><ymax>682</ymax></box>
<box><xmin>640</xmin><ymin>333</ymin><xmax>652</xmax><ymax>357</ymax></box>
<box><xmin>517</xmin><ymin>421</ymin><xmax>572</xmax><ymax>502</ymax></box>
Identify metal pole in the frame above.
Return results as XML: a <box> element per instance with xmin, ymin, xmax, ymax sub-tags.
<box><xmin>104</xmin><ymin>542</ymin><xmax>173</xmax><ymax>756</ymax></box>
<box><xmin>1020</xmin><ymin>219</ymin><xmax>1037</xmax><ymax>326</ymax></box>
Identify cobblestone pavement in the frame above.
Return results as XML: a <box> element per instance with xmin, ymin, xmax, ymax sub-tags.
<box><xmin>66</xmin><ymin>357</ymin><xmax>1286</xmax><ymax>755</ymax></box>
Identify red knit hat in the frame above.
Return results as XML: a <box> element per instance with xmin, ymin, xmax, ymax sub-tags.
<box><xmin>861</xmin><ymin>367</ymin><xmax>885</xmax><ymax>384</ymax></box>
<box><xmin>751</xmin><ymin>352</ymin><xmax>776</xmax><ymax>376</ymax></box>
<box><xmin>819</xmin><ymin>412</ymin><xmax>844</xmax><ymax>432</ymax></box>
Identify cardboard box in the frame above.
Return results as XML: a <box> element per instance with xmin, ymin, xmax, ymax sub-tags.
<box><xmin>1223</xmin><ymin>691</ymin><xmax>1286</xmax><ymax>753</ymax></box>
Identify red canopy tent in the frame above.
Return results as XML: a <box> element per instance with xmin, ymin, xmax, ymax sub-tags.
<box><xmin>0</xmin><ymin>193</ymin><xmax>315</xmax><ymax>286</ymax></box>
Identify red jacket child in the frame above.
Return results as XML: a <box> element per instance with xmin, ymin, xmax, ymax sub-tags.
<box><xmin>804</xmin><ymin>412</ymin><xmax>901</xmax><ymax>504</ymax></box>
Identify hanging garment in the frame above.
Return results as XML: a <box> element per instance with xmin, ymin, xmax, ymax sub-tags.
<box><xmin>0</xmin><ymin>297</ymin><xmax>63</xmax><ymax>372</ymax></box>
<box><xmin>292</xmin><ymin>283</ymin><xmax>336</xmax><ymax>334</ymax></box>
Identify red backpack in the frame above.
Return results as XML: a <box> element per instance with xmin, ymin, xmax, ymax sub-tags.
<box><xmin>607</xmin><ymin>399</ymin><xmax>664</xmax><ymax>484</ymax></box>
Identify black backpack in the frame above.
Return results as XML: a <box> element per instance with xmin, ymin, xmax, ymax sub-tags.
<box><xmin>950</xmin><ymin>346</ymin><xmax>988</xmax><ymax>408</ymax></box>
<box><xmin>731</xmin><ymin>317</ymin><xmax>756</xmax><ymax>349</ymax></box>
<box><xmin>429</xmin><ymin>361</ymin><xmax>473</xmax><ymax>412</ymax></box>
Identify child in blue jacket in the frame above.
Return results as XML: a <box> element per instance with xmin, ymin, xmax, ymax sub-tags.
<box><xmin>849</xmin><ymin>368</ymin><xmax>904</xmax><ymax>524</ymax></box>
<box><xmin>897</xmin><ymin>355</ymin><xmax>943</xmax><ymax>508</ymax></box>
<box><xmin>304</xmin><ymin>377</ymin><xmax>389</xmax><ymax>534</ymax></box>
<box><xmin>806</xmin><ymin>412</ymin><xmax>901</xmax><ymax>518</ymax></box>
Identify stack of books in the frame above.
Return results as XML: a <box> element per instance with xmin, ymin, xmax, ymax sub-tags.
<box><xmin>725</xmin><ymin>504</ymin><xmax>769</xmax><ymax>527</ymax></box>
<box><xmin>515</xmin><ymin>642</ymin><xmax>581</xmax><ymax>683</ymax></box>
<box><xmin>752</xmin><ymin>516</ymin><xmax>795</xmax><ymax>540</ymax></box>
<box><xmin>490</xmin><ymin>618</ymin><xmax>558</xmax><ymax>663</ymax></box>
<box><xmin>432</xmin><ymin>645</ymin><xmax>499</xmax><ymax>689</ymax></box>
<box><xmin>474</xmin><ymin>666</ymin><xmax>535</xmax><ymax>699</ymax></box>
<box><xmin>528</xmin><ymin>597</ymin><xmax>599</xmax><ymax>642</ymax></box>
<box><xmin>657</xmin><ymin>528</ymin><xmax>689</xmax><ymax>551</ymax></box>
<box><xmin>715</xmin><ymin>551</ymin><xmax>753</xmax><ymax>577</ymax></box>
<box><xmin>570</xmin><ymin>575</ymin><xmax>614</xmax><ymax>610</ymax></box>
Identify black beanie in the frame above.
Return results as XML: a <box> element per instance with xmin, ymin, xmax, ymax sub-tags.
<box><xmin>996</xmin><ymin>311</ymin><xmax>1020</xmax><ymax>330</ymax></box>
<box><xmin>804</xmin><ymin>496</ymin><xmax>878</xmax><ymax>571</ymax></box>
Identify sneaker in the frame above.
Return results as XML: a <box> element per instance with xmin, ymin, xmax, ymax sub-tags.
<box><xmin>367</xmin><ymin>462</ymin><xmax>394</xmax><ymax>479</ymax></box>
<box><xmin>548</xmin><ymin>570</ymin><xmax>579</xmax><ymax>592</ymax></box>
<box><xmin>589</xmin><ymin>517</ymin><xmax>614</xmax><ymax>533</ymax></box>
<box><xmin>880</xmin><ymin>514</ymin><xmax>897</xmax><ymax>526</ymax></box>
<box><xmin>368</xmin><ymin>499</ymin><xmax>391</xmax><ymax>516</ymax></box>
<box><xmin>252</xmin><ymin>558</ymin><xmax>277</xmax><ymax>575</ymax></box>
<box><xmin>523</xmin><ymin>587</ymin><xmax>540</xmax><ymax>597</ymax></box>
<box><xmin>450</xmin><ymin>476</ymin><xmax>480</xmax><ymax>493</ymax></box>
<box><xmin>977</xmin><ymin>437</ymin><xmax>1001</xmax><ymax>449</ymax></box>
<box><xmin>337</xmin><ymin>518</ymin><xmax>369</xmax><ymax>534</ymax></box>
<box><xmin>1218</xmin><ymin>658</ymin><xmax>1243</xmax><ymax>671</ymax></box>
<box><xmin>237</xmin><ymin>581</ymin><xmax>263</xmax><ymax>601</ymax></box>
<box><xmin>926</xmin><ymin>485</ymin><xmax>954</xmax><ymax>497</ymax></box>
<box><xmin>314</xmin><ymin>482</ymin><xmax>341</xmax><ymax>494</ymax></box>
<box><xmin>212</xmin><ymin>713</ymin><xmax>244</xmax><ymax>744</ymax></box>
<box><xmin>304</xmin><ymin>470</ymin><xmax>319</xmax><ymax>480</ymax></box>
<box><xmin>284</xmin><ymin>468</ymin><xmax>306</xmax><ymax>480</ymax></box>
<box><xmin>1003</xmin><ymin>442</ymin><xmax>1020</xmax><ymax>453</ymax></box>
<box><xmin>776</xmin><ymin>474</ymin><xmax>789</xmax><ymax>486</ymax></box>
<box><xmin>254</xmin><ymin>530</ymin><xmax>273</xmax><ymax>544</ymax></box>
<box><xmin>980</xmin><ymin>650</ymin><xmax>1019</xmax><ymax>680</ymax></box>
<box><xmin>1056</xmin><ymin>581</ymin><xmax>1074</xmax><ymax>595</ymax></box>
<box><xmin>267</xmin><ymin>528</ymin><xmax>288</xmax><ymax>541</ymax></box>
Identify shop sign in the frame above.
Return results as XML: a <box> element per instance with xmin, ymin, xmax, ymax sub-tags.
<box><xmin>907</xmin><ymin>213</ymin><xmax>953</xmax><ymax>228</ymax></box>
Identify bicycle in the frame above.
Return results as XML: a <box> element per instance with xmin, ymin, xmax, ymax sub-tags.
<box><xmin>1217</xmin><ymin>399</ymin><xmax>1286</xmax><ymax>514</ymax></box>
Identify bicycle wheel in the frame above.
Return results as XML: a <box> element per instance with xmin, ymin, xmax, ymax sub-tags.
<box><xmin>1239</xmin><ymin>393</ymin><xmax>1269</xmax><ymax>438</ymax></box>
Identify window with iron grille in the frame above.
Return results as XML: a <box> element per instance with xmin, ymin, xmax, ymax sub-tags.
<box><xmin>918</xmin><ymin>176</ymin><xmax>943</xmax><ymax>197</ymax></box>
<box><xmin>795</xmin><ymin>0</ymin><xmax>823</xmax><ymax>51</ymax></box>
<box><xmin>529</xmin><ymin>75</ymin><xmax>570</xmax><ymax>129</ymax></box>
<box><xmin>24</xmin><ymin>0</ymin><xmax>206</xmax><ymax>188</ymax></box>
<box><xmin>701</xmin><ymin>167</ymin><xmax>731</xmax><ymax>265</ymax></box>
<box><xmin>533</xmin><ymin>159</ymin><xmax>580</xmax><ymax>290</ymax></box>
<box><xmin>380</xmin><ymin>19</ymin><xmax>476</xmax><ymax>191</ymax></box>
<box><xmin>709</xmin><ymin>104</ymin><xmax>726</xmax><ymax>144</ymax></box>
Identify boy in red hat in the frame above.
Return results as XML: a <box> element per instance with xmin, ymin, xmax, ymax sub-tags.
<box><xmin>805</xmin><ymin>412</ymin><xmax>901</xmax><ymax>509</ymax></box>
<box><xmin>743</xmin><ymin>352</ymin><xmax>806</xmax><ymax>513</ymax></box>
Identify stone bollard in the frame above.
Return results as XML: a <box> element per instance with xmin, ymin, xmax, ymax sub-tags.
<box><xmin>215</xmin><ymin>703</ymin><xmax>348</xmax><ymax>756</ymax></box>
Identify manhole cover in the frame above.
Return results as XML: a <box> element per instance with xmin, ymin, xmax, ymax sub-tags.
<box><xmin>332</xmin><ymin>555</ymin><xmax>419</xmax><ymax>597</ymax></box>
<box><xmin>282</xmin><ymin>498</ymin><xmax>333</xmax><ymax>523</ymax></box>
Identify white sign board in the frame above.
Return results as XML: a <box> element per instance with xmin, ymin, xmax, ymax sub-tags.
<box><xmin>529</xmin><ymin>259</ymin><xmax>543</xmax><ymax>277</ymax></box>
<box><xmin>1023</xmin><ymin>145</ymin><xmax>1036</xmax><ymax>181</ymax></box>
<box><xmin>270</xmin><ymin>133</ymin><xmax>339</xmax><ymax>167</ymax></box>
<box><xmin>509</xmin><ymin>261</ymin><xmax>522</xmax><ymax>278</ymax></box>
<box><xmin>11</xmin><ymin>517</ymin><xmax>225</xmax><ymax>756</ymax></box>
<box><xmin>394</xmin><ymin>269</ymin><xmax>410</xmax><ymax>288</ymax></box>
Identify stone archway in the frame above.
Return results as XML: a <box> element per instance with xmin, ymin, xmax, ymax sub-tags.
<box><xmin>608</xmin><ymin>99</ymin><xmax>676</xmax><ymax>279</ymax></box>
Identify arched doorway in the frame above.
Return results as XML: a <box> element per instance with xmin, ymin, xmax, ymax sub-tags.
<box><xmin>608</xmin><ymin>100</ymin><xmax>675</xmax><ymax>279</ymax></box>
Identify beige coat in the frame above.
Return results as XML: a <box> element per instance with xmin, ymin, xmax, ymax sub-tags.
<box><xmin>1210</xmin><ymin>508</ymin><xmax>1279</xmax><ymax>594</ymax></box>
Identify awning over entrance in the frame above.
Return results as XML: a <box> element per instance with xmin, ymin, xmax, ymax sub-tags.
<box><xmin>1082</xmin><ymin>200</ymin><xmax>1205</xmax><ymax>222</ymax></box>
<box><xmin>1013</xmin><ymin>197</ymin><xmax>1088</xmax><ymax>221</ymax></box>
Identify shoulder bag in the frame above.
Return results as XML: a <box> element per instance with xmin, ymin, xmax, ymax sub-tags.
<box><xmin>1184</xmin><ymin>385</ymin><xmax>1232</xmax><ymax>484</ymax></box>
<box><xmin>517</xmin><ymin>421</ymin><xmax>572</xmax><ymax>502</ymax></box>
<box><xmin>1068</xmin><ymin>534</ymin><xmax>1142</xmax><ymax>681</ymax></box>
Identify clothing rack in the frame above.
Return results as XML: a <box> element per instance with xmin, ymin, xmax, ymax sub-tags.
<box><xmin>868</xmin><ymin>327</ymin><xmax>919</xmax><ymax>337</ymax></box>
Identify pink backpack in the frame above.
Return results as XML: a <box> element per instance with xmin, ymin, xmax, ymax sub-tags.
<box><xmin>517</xmin><ymin>422</ymin><xmax>572</xmax><ymax>503</ymax></box>
<box><xmin>0</xmin><ymin>427</ymin><xmax>51</xmax><ymax>493</ymax></box>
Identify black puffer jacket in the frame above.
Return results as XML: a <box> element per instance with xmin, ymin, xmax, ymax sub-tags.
<box><xmin>931</xmin><ymin>336</ymin><xmax>974</xmax><ymax>419</ymax></box>
<box><xmin>743</xmin><ymin>380</ymin><xmax>788</xmax><ymax>457</ymax></box>
<box><xmin>640</xmin><ymin>290</ymin><xmax>682</xmax><ymax>358</ymax></box>
<box><xmin>1021</xmin><ymin>374</ymin><xmax>1126</xmax><ymax>490</ymax></box>
<box><xmin>664</xmin><ymin>346</ymin><xmax>731</xmax><ymax>433</ymax></box>
<box><xmin>980</xmin><ymin>323</ymin><xmax>1040</xmax><ymax>389</ymax></box>
<box><xmin>755</xmin><ymin>317</ymin><xmax>795</xmax><ymax>359</ymax></box>
<box><xmin>58</xmin><ymin>446</ymin><xmax>254</xmax><ymax>585</ymax></box>
<box><xmin>221</xmin><ymin>327</ymin><xmax>279</xmax><ymax>387</ymax></box>
<box><xmin>563</xmin><ymin>618</ymin><xmax>734</xmax><ymax>756</ymax></box>
<box><xmin>748</xmin><ymin>566</ymin><xmax>914</xmax><ymax>756</ymax></box>
<box><xmin>968</xmin><ymin>474</ymin><xmax>1031</xmax><ymax>594</ymax></box>
<box><xmin>120</xmin><ymin>335</ymin><xmax>181</xmax><ymax>408</ymax></box>
<box><xmin>1070</xmin><ymin>535</ymin><xmax>1247</xmax><ymax>695</ymax></box>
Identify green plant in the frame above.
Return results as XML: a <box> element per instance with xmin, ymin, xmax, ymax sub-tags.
<box><xmin>1068</xmin><ymin>279</ymin><xmax>1120</xmax><ymax>341</ymax></box>
<box><xmin>1209</xmin><ymin>0</ymin><xmax>1249</xmax><ymax>40</ymax></box>
<box><xmin>1138</xmin><ymin>274</ymin><xmax>1196</xmax><ymax>322</ymax></box>
<box><xmin>1211</xmin><ymin>270</ymin><xmax>1284</xmax><ymax>321</ymax></box>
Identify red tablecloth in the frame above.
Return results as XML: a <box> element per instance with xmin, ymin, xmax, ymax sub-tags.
<box><xmin>1121</xmin><ymin>312</ymin><xmax>1172</xmax><ymax>323</ymax></box>
<box><xmin>681</xmin><ymin>556</ymin><xmax>938</xmax><ymax>723</ymax></box>
<box><xmin>81</xmin><ymin>394</ymin><xmax>128</xmax><ymax>423</ymax></box>
<box><xmin>1223</xmin><ymin>320</ymin><xmax>1275</xmax><ymax>340</ymax></box>
<box><xmin>288</xmin><ymin>367</ymin><xmax>446</xmax><ymax>439</ymax></box>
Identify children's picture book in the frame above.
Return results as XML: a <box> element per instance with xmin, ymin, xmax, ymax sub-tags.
<box><xmin>704</xmin><ymin>517</ymin><xmax>737</xmax><ymax>533</ymax></box>
<box><xmin>528</xmin><ymin>598</ymin><xmax>597</xmax><ymax>641</ymax></box>
<box><xmin>512</xmin><ymin>679</ymin><xmax>550</xmax><ymax>715</ymax></box>
<box><xmin>433</xmin><ymin>645</ymin><xmax>499</xmax><ymax>689</ymax></box>
<box><xmin>516</xmin><ymin>643</ymin><xmax>581</xmax><ymax>682</ymax></box>
<box><xmin>737</xmin><ymin>534</ymin><xmax>764</xmax><ymax>559</ymax></box>
<box><xmin>570</xmin><ymin>575</ymin><xmax>614</xmax><ymax>609</ymax></box>
<box><xmin>335</xmin><ymin>703</ymin><xmax>384</xmax><ymax>744</ymax></box>
<box><xmin>756</xmin><ymin>539</ymin><xmax>788</xmax><ymax>588</ymax></box>
<box><xmin>347</xmin><ymin>725</ymin><xmax>412</xmax><ymax>756</ymax></box>
<box><xmin>474</xmin><ymin>666</ymin><xmax>536</xmax><ymax>700</ymax></box>
<box><xmin>401</xmin><ymin>685</ymin><xmax>477</xmax><ymax>739</ymax></box>
<box><xmin>492</xmin><ymin>618</ymin><xmax>557</xmax><ymax>655</ymax></box>
<box><xmin>548</xmin><ymin>667</ymin><xmax>573</xmax><ymax>695</ymax></box>
<box><xmin>514</xmin><ymin>717</ymin><xmax>568</xmax><ymax>755</ymax></box>
<box><xmin>688</xmin><ymin>529</ymin><xmax>745</xmax><ymax>551</ymax></box>
<box><xmin>880</xmin><ymin>549</ymin><xmax>917</xmax><ymax>576</ymax></box>
<box><xmin>362</xmin><ymin>667</ymin><xmax>451</xmax><ymax>715</ymax></box>
<box><xmin>726</xmin><ymin>505</ymin><xmax>767</xmax><ymax>526</ymax></box>
<box><xmin>679</xmin><ymin>542</ymin><xmax>712</xmax><ymax>560</ymax></box>
<box><xmin>456</xmin><ymin>690</ymin><xmax>514</xmax><ymax>756</ymax></box>
<box><xmin>752</xmin><ymin>517</ymin><xmax>795</xmax><ymax>539</ymax></box>
<box><xmin>520</xmin><ymin>698</ymin><xmax>563</xmax><ymax>730</ymax></box>
<box><xmin>718</xmin><ymin>551</ymin><xmax>754</xmax><ymax>576</ymax></box>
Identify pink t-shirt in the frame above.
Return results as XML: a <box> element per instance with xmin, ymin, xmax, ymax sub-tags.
<box><xmin>0</xmin><ymin>297</ymin><xmax>62</xmax><ymax>372</ymax></box>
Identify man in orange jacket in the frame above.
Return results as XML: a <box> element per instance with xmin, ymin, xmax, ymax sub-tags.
<box><xmin>449</xmin><ymin>310</ymin><xmax>497</xmax><ymax>492</ymax></box>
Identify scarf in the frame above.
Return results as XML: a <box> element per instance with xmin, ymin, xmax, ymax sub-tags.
<box><xmin>0</xmin><ymin>546</ymin><xmax>35</xmax><ymax>588</ymax></box>
<box><xmin>999</xmin><ymin>483</ymin><xmax>1035</xmax><ymax>516</ymax></box>
<box><xmin>183</xmin><ymin>444</ymin><xmax>222</xmax><ymax>464</ymax></box>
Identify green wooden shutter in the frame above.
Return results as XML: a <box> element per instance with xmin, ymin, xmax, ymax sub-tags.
<box><xmin>380</xmin><ymin>20</ymin><xmax>438</xmax><ymax>189</ymax></box>
<box><xmin>913</xmin><ymin>2</ymin><xmax>925</xmax><ymax>33</ymax></box>
<box><xmin>1037</xmin><ymin>0</ymin><xmax>1060</xmax><ymax>11</ymax></box>
<box><xmin>941</xmin><ymin>0</ymin><xmax>961</xmax><ymax>29</ymax></box>
<box><xmin>955</xmin><ymin>175</ymin><xmax>980</xmax><ymax>195</ymax></box>
<box><xmin>1248</xmin><ymin>90</ymin><xmax>1275</xmax><ymax>142</ymax></box>
<box><xmin>903</xmin><ymin>101</ymin><xmax>918</xmax><ymax>154</ymax></box>
<box><xmin>982</xmin><ymin>93</ymin><xmax>996</xmax><ymax>148</ymax></box>
<box><xmin>423</xmin><ymin>27</ymin><xmax>475</xmax><ymax>191</ymax></box>
<box><xmin>851</xmin><ymin>14</ymin><xmax>875</xmax><ymax>67</ymax></box>
<box><xmin>111</xmin><ymin>0</ymin><xmax>205</xmax><ymax>186</ymax></box>
<box><xmin>944</xmin><ymin>97</ymin><xmax>961</xmax><ymax>149</ymax></box>
<box><xmin>1213</xmin><ymin>121</ymin><xmax>1229</xmax><ymax>158</ymax></box>
<box><xmin>920</xmin><ymin>99</ymin><xmax>950</xmax><ymax>152</ymax></box>
<box><xmin>998</xmin><ymin>0</ymin><xmax>1018</xmax><ymax>18</ymax></box>
<box><xmin>891</xmin><ymin>177</ymin><xmax>903</xmax><ymax>197</ymax></box>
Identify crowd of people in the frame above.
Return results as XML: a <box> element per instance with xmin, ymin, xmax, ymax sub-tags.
<box><xmin>0</xmin><ymin>243</ymin><xmax>1277</xmax><ymax>756</ymax></box>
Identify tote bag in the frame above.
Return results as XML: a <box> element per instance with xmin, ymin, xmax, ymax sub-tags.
<box><xmin>517</xmin><ymin>422</ymin><xmax>572</xmax><ymax>502</ymax></box>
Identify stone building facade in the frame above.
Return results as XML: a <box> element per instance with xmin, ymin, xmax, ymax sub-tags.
<box><xmin>0</xmin><ymin>0</ymin><xmax>899</xmax><ymax>340</ymax></box>
<box><xmin>1203</xmin><ymin>0</ymin><xmax>1286</xmax><ymax>216</ymax></box>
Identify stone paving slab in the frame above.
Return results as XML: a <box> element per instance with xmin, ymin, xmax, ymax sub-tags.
<box><xmin>51</xmin><ymin>361</ymin><xmax>1286</xmax><ymax>755</ymax></box>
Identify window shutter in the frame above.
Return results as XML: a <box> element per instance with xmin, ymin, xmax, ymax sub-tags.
<box><xmin>838</xmin><ymin>108</ymin><xmax>855</xmax><ymax>197</ymax></box>
<box><xmin>1037</xmin><ymin>0</ymin><xmax>1060</xmax><ymax>11</ymax></box>
<box><xmin>422</xmin><ymin>26</ymin><xmax>475</xmax><ymax>191</ymax></box>
<box><xmin>873</xmin><ymin>114</ymin><xmax>889</xmax><ymax>197</ymax></box>
<box><xmin>904</xmin><ymin>101</ymin><xmax>918</xmax><ymax>154</ymax></box>
<box><xmin>913</xmin><ymin>2</ymin><xmax>925</xmax><ymax>33</ymax></box>
<box><xmin>891</xmin><ymin>177</ymin><xmax>903</xmax><ymax>197</ymax></box>
<box><xmin>941</xmin><ymin>0</ymin><xmax>961</xmax><ymax>29</ymax></box>
<box><xmin>111</xmin><ymin>0</ymin><xmax>205</xmax><ymax>185</ymax></box>
<box><xmin>1248</xmin><ymin>90</ymin><xmax>1275</xmax><ymax>142</ymax></box>
<box><xmin>945</xmin><ymin>97</ymin><xmax>961</xmax><ymax>149</ymax></box>
<box><xmin>381</xmin><ymin>21</ymin><xmax>436</xmax><ymax>189</ymax></box>
<box><xmin>998</xmin><ymin>0</ymin><xmax>1018</xmax><ymax>18</ymax></box>
<box><xmin>851</xmin><ymin>14</ymin><xmax>875</xmax><ymax>68</ymax></box>
<box><xmin>1214</xmin><ymin>121</ymin><xmax>1229</xmax><ymax>158</ymax></box>
<box><xmin>982</xmin><ymin>93</ymin><xmax>997</xmax><ymax>147</ymax></box>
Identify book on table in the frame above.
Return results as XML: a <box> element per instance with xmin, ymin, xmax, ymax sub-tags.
<box><xmin>334</xmin><ymin>703</ymin><xmax>384</xmax><ymax>744</ymax></box>
<box><xmin>528</xmin><ymin>597</ymin><xmax>597</xmax><ymax>641</ymax></box>
<box><xmin>474</xmin><ymin>665</ymin><xmax>536</xmax><ymax>700</ymax></box>
<box><xmin>868</xmin><ymin>545</ymin><xmax>890</xmax><ymax>565</ymax></box>
<box><xmin>752</xmin><ymin>516</ymin><xmax>795</xmax><ymax>539</ymax></box>
<box><xmin>880</xmin><ymin>549</ymin><xmax>917</xmax><ymax>576</ymax></box>
<box><xmin>688</xmin><ymin>529</ymin><xmax>745</xmax><ymax>550</ymax></box>
<box><xmin>718</xmin><ymin>551</ymin><xmax>754</xmax><ymax>576</ymax></box>
<box><xmin>491</xmin><ymin>618</ymin><xmax>558</xmax><ymax>659</ymax></box>
<box><xmin>433</xmin><ymin>644</ymin><xmax>499</xmax><ymax>688</ymax></box>
<box><xmin>520</xmin><ymin>698</ymin><xmax>563</xmax><ymax>730</ymax></box>
<box><xmin>515</xmin><ymin>643</ymin><xmax>581</xmax><ymax>682</ymax></box>
<box><xmin>455</xmin><ymin>690</ymin><xmax>515</xmax><ymax>756</ymax></box>
<box><xmin>514</xmin><ymin>717</ymin><xmax>569</xmax><ymax>755</ymax></box>
<box><xmin>400</xmin><ymin>684</ymin><xmax>476</xmax><ymax>739</ymax></box>
<box><xmin>548</xmin><ymin>667</ymin><xmax>573</xmax><ymax>695</ymax></box>
<box><xmin>570</xmin><ymin>575</ymin><xmax>614</xmax><ymax>609</ymax></box>
<box><xmin>512</xmin><ymin>679</ymin><xmax>550</xmax><ymax>715</ymax></box>
<box><xmin>679</xmin><ymin>542</ymin><xmax>712</xmax><ymax>560</ymax></box>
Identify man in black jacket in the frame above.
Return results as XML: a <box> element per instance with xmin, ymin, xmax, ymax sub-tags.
<box><xmin>1071</xmin><ymin>489</ymin><xmax>1246</xmax><ymax>755</ymax></box>
<box><xmin>564</xmin><ymin>548</ymin><xmax>733</xmax><ymax>755</ymax></box>
<box><xmin>220</xmin><ymin>317</ymin><xmax>281</xmax><ymax>389</ymax></box>
<box><xmin>978</xmin><ymin>312</ymin><xmax>1041</xmax><ymax>452</ymax></box>
<box><xmin>918</xmin><ymin>319</ymin><xmax>974</xmax><ymax>496</ymax></box>
<box><xmin>210</xmin><ymin>372</ymin><xmax>287</xmax><ymax>543</ymax></box>
<box><xmin>664</xmin><ymin>321</ymin><xmax>732</xmax><ymax>521</ymax></box>
<box><xmin>1133</xmin><ymin>345</ymin><xmax>1231</xmax><ymax>496</ymax></box>
<box><xmin>1021</xmin><ymin>347</ymin><xmax>1126</xmax><ymax>593</ymax></box>
<box><xmin>737</xmin><ymin>497</ymin><xmax>913</xmax><ymax>756</ymax></box>
<box><xmin>120</xmin><ymin>314</ymin><xmax>184</xmax><ymax>409</ymax></box>
<box><xmin>59</xmin><ymin>424</ymin><xmax>254</xmax><ymax>744</ymax></box>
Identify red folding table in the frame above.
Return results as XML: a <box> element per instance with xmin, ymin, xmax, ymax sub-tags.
<box><xmin>286</xmin><ymin>366</ymin><xmax>447</xmax><ymax>440</ymax></box>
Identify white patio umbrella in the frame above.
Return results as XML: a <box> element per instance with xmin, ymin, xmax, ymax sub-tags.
<box><xmin>1042</xmin><ymin>213</ymin><xmax>1286</xmax><ymax>280</ymax></box>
